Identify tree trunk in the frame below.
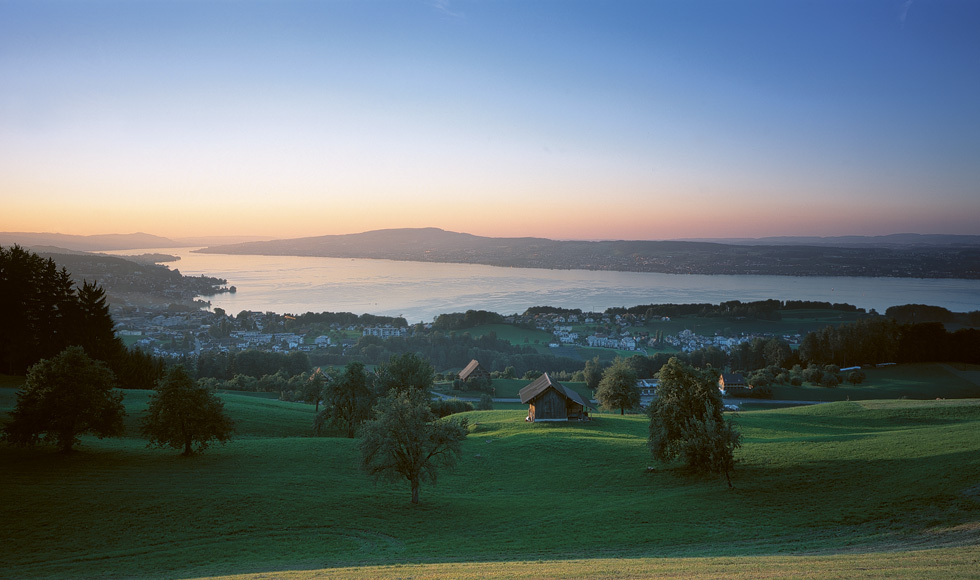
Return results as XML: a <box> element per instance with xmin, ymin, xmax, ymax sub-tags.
<box><xmin>620</xmin><ymin>407</ymin><xmax>624</xmax><ymax>415</ymax></box>
<box><xmin>183</xmin><ymin>438</ymin><xmax>193</xmax><ymax>456</ymax></box>
<box><xmin>411</xmin><ymin>477</ymin><xmax>420</xmax><ymax>504</ymax></box>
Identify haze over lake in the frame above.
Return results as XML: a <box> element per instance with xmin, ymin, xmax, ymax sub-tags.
<box><xmin>107</xmin><ymin>248</ymin><xmax>980</xmax><ymax>323</ymax></box>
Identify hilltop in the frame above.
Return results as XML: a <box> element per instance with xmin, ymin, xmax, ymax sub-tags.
<box><xmin>0</xmin><ymin>232</ymin><xmax>179</xmax><ymax>251</ymax></box>
<box><xmin>194</xmin><ymin>228</ymin><xmax>980</xmax><ymax>279</ymax></box>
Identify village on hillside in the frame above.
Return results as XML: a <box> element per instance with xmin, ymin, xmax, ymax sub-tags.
<box><xmin>114</xmin><ymin>305</ymin><xmax>799</xmax><ymax>367</ymax></box>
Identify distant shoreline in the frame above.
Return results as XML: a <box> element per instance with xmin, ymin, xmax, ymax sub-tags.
<box><xmin>193</xmin><ymin>228</ymin><xmax>980</xmax><ymax>280</ymax></box>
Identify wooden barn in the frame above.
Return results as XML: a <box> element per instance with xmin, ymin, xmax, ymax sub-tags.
<box><xmin>519</xmin><ymin>373</ymin><xmax>593</xmax><ymax>422</ymax></box>
<box><xmin>458</xmin><ymin>359</ymin><xmax>490</xmax><ymax>383</ymax></box>
<box><xmin>718</xmin><ymin>373</ymin><xmax>752</xmax><ymax>395</ymax></box>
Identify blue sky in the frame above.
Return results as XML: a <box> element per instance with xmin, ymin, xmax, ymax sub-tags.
<box><xmin>1</xmin><ymin>0</ymin><xmax>978</xmax><ymax>240</ymax></box>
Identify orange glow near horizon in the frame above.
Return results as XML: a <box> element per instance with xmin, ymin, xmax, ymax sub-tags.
<box><xmin>6</xmin><ymin>190</ymin><xmax>978</xmax><ymax>242</ymax></box>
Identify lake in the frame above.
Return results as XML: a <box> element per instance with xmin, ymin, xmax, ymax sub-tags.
<box><xmin>107</xmin><ymin>248</ymin><xmax>980</xmax><ymax>323</ymax></box>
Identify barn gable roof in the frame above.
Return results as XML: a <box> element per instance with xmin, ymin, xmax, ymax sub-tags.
<box><xmin>720</xmin><ymin>373</ymin><xmax>747</xmax><ymax>386</ymax></box>
<box><xmin>459</xmin><ymin>359</ymin><xmax>481</xmax><ymax>381</ymax></box>
<box><xmin>519</xmin><ymin>373</ymin><xmax>592</xmax><ymax>408</ymax></box>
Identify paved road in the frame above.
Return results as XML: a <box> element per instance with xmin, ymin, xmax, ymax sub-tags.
<box><xmin>434</xmin><ymin>391</ymin><xmax>824</xmax><ymax>408</ymax></box>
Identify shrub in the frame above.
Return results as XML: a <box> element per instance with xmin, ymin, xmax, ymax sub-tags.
<box><xmin>802</xmin><ymin>365</ymin><xmax>823</xmax><ymax>384</ymax></box>
<box><xmin>430</xmin><ymin>398</ymin><xmax>474</xmax><ymax>418</ymax></box>
<box><xmin>820</xmin><ymin>372</ymin><xmax>841</xmax><ymax>388</ymax></box>
<box><xmin>477</xmin><ymin>393</ymin><xmax>494</xmax><ymax>410</ymax></box>
<box><xmin>743</xmin><ymin>386</ymin><xmax>773</xmax><ymax>399</ymax></box>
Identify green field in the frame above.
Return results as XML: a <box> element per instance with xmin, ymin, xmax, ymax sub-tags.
<box><xmin>767</xmin><ymin>363</ymin><xmax>980</xmax><ymax>402</ymax></box>
<box><xmin>465</xmin><ymin>323</ymin><xmax>555</xmax><ymax>345</ymax></box>
<box><xmin>2</xmin><ymin>385</ymin><xmax>979</xmax><ymax>579</ymax></box>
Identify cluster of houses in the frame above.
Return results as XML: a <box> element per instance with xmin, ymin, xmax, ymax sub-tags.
<box><xmin>112</xmin><ymin>308</ymin><xmax>413</xmax><ymax>359</ymax></box>
<box><xmin>667</xmin><ymin>329</ymin><xmax>801</xmax><ymax>354</ymax></box>
<box><xmin>585</xmin><ymin>334</ymin><xmax>639</xmax><ymax>350</ymax></box>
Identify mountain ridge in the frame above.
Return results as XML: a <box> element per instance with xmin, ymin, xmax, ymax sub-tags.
<box><xmin>193</xmin><ymin>227</ymin><xmax>980</xmax><ymax>279</ymax></box>
<box><xmin>0</xmin><ymin>232</ymin><xmax>180</xmax><ymax>251</ymax></box>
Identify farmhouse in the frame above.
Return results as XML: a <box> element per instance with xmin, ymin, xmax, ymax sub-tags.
<box><xmin>519</xmin><ymin>373</ymin><xmax>593</xmax><ymax>422</ymax></box>
<box><xmin>718</xmin><ymin>373</ymin><xmax>752</xmax><ymax>395</ymax></box>
<box><xmin>636</xmin><ymin>378</ymin><xmax>659</xmax><ymax>397</ymax></box>
<box><xmin>458</xmin><ymin>359</ymin><xmax>490</xmax><ymax>383</ymax></box>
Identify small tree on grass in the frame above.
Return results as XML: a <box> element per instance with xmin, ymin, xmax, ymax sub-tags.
<box><xmin>359</xmin><ymin>389</ymin><xmax>468</xmax><ymax>504</ymax></box>
<box><xmin>477</xmin><ymin>393</ymin><xmax>494</xmax><ymax>410</ymax></box>
<box><xmin>596</xmin><ymin>357</ymin><xmax>640</xmax><ymax>415</ymax></box>
<box><xmin>302</xmin><ymin>367</ymin><xmax>328</xmax><ymax>412</ymax></box>
<box><xmin>648</xmin><ymin>357</ymin><xmax>741</xmax><ymax>487</ymax></box>
<box><xmin>315</xmin><ymin>361</ymin><xmax>375</xmax><ymax>438</ymax></box>
<box><xmin>141</xmin><ymin>366</ymin><xmax>233</xmax><ymax>456</ymax></box>
<box><xmin>376</xmin><ymin>352</ymin><xmax>434</xmax><ymax>394</ymax></box>
<box><xmin>3</xmin><ymin>346</ymin><xmax>125</xmax><ymax>453</ymax></box>
<box><xmin>583</xmin><ymin>356</ymin><xmax>603</xmax><ymax>393</ymax></box>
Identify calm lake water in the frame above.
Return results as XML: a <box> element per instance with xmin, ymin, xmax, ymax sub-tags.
<box><xmin>108</xmin><ymin>248</ymin><xmax>980</xmax><ymax>323</ymax></box>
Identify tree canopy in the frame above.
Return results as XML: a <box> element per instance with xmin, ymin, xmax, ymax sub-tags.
<box><xmin>315</xmin><ymin>361</ymin><xmax>375</xmax><ymax>438</ymax></box>
<box><xmin>583</xmin><ymin>356</ymin><xmax>603</xmax><ymax>393</ymax></box>
<box><xmin>141</xmin><ymin>366</ymin><xmax>234</xmax><ymax>455</ymax></box>
<box><xmin>0</xmin><ymin>245</ymin><xmax>164</xmax><ymax>387</ymax></box>
<box><xmin>359</xmin><ymin>388</ymin><xmax>468</xmax><ymax>504</ymax></box>
<box><xmin>2</xmin><ymin>346</ymin><xmax>126</xmax><ymax>453</ymax></box>
<box><xmin>375</xmin><ymin>352</ymin><xmax>434</xmax><ymax>394</ymax></box>
<box><xmin>648</xmin><ymin>357</ymin><xmax>741</xmax><ymax>486</ymax></box>
<box><xmin>595</xmin><ymin>357</ymin><xmax>640</xmax><ymax>415</ymax></box>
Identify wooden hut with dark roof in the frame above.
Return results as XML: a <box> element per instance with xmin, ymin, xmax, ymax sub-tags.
<box><xmin>519</xmin><ymin>373</ymin><xmax>593</xmax><ymax>422</ymax></box>
<box><xmin>718</xmin><ymin>373</ymin><xmax>752</xmax><ymax>395</ymax></box>
<box><xmin>458</xmin><ymin>359</ymin><xmax>490</xmax><ymax>383</ymax></box>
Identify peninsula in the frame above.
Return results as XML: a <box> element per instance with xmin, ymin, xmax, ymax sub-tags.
<box><xmin>195</xmin><ymin>228</ymin><xmax>980</xmax><ymax>279</ymax></box>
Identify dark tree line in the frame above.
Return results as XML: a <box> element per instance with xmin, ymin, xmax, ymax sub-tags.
<box><xmin>608</xmin><ymin>299</ymin><xmax>864</xmax><ymax>320</ymax></box>
<box><xmin>191</xmin><ymin>350</ymin><xmax>311</xmax><ymax>380</ymax></box>
<box><xmin>798</xmin><ymin>318</ymin><xmax>980</xmax><ymax>367</ymax></box>
<box><xmin>0</xmin><ymin>245</ymin><xmax>164</xmax><ymax>386</ymax></box>
<box><xmin>885</xmin><ymin>303</ymin><xmax>980</xmax><ymax>326</ymax></box>
<box><xmin>285</xmin><ymin>311</ymin><xmax>407</xmax><ymax>328</ymax></box>
<box><xmin>432</xmin><ymin>309</ymin><xmax>505</xmax><ymax>331</ymax></box>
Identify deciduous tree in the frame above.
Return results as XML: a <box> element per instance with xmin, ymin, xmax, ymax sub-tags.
<box><xmin>3</xmin><ymin>346</ymin><xmax>125</xmax><ymax>453</ymax></box>
<box><xmin>583</xmin><ymin>356</ymin><xmax>603</xmax><ymax>393</ymax></box>
<box><xmin>375</xmin><ymin>352</ymin><xmax>434</xmax><ymax>394</ymax></box>
<box><xmin>359</xmin><ymin>388</ymin><xmax>468</xmax><ymax>504</ymax></box>
<box><xmin>648</xmin><ymin>357</ymin><xmax>741</xmax><ymax>487</ymax></box>
<box><xmin>303</xmin><ymin>367</ymin><xmax>328</xmax><ymax>412</ymax></box>
<box><xmin>596</xmin><ymin>357</ymin><xmax>640</xmax><ymax>415</ymax></box>
<box><xmin>141</xmin><ymin>366</ymin><xmax>233</xmax><ymax>455</ymax></box>
<box><xmin>315</xmin><ymin>361</ymin><xmax>374</xmax><ymax>437</ymax></box>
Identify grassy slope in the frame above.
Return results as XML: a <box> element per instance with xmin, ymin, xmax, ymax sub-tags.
<box><xmin>2</xmin><ymin>387</ymin><xmax>980</xmax><ymax>580</ymax></box>
<box><xmin>768</xmin><ymin>363</ymin><xmax>980</xmax><ymax>401</ymax></box>
<box><xmin>207</xmin><ymin>549</ymin><xmax>980</xmax><ymax>580</ymax></box>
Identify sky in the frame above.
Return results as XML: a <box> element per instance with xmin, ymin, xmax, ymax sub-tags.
<box><xmin>1</xmin><ymin>0</ymin><xmax>979</xmax><ymax>241</ymax></box>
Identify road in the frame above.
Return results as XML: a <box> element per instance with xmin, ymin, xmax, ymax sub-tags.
<box><xmin>432</xmin><ymin>392</ymin><xmax>824</xmax><ymax>408</ymax></box>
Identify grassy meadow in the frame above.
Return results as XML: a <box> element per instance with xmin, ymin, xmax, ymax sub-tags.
<box><xmin>2</xmin><ymin>379</ymin><xmax>980</xmax><ymax>579</ymax></box>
